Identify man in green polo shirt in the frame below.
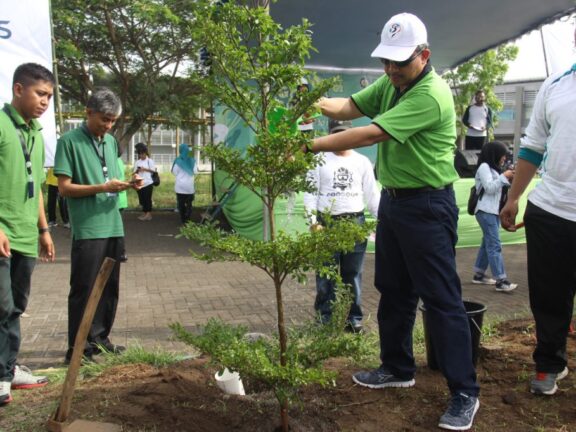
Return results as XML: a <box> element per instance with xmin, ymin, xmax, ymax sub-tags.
<box><xmin>308</xmin><ymin>13</ymin><xmax>480</xmax><ymax>430</ymax></box>
<box><xmin>0</xmin><ymin>63</ymin><xmax>56</xmax><ymax>405</ymax></box>
<box><xmin>54</xmin><ymin>88</ymin><xmax>142</xmax><ymax>364</ymax></box>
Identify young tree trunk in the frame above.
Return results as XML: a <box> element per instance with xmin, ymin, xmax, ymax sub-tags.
<box><xmin>268</xmin><ymin>196</ymin><xmax>289</xmax><ymax>432</ymax></box>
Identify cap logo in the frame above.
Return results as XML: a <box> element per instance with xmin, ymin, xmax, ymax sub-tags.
<box><xmin>388</xmin><ymin>23</ymin><xmax>401</xmax><ymax>39</ymax></box>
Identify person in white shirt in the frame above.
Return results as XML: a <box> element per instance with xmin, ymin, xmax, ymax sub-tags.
<box><xmin>501</xmin><ymin>54</ymin><xmax>576</xmax><ymax>396</ymax></box>
<box><xmin>462</xmin><ymin>90</ymin><xmax>493</xmax><ymax>150</ymax></box>
<box><xmin>303</xmin><ymin>119</ymin><xmax>380</xmax><ymax>333</ymax></box>
<box><xmin>471</xmin><ymin>141</ymin><xmax>516</xmax><ymax>292</ymax></box>
<box><xmin>133</xmin><ymin>143</ymin><xmax>156</xmax><ymax>221</ymax></box>
<box><xmin>171</xmin><ymin>143</ymin><xmax>198</xmax><ymax>224</ymax></box>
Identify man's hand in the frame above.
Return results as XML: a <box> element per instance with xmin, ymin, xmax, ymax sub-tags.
<box><xmin>500</xmin><ymin>200</ymin><xmax>519</xmax><ymax>232</ymax></box>
<box><xmin>0</xmin><ymin>229</ymin><xmax>10</xmax><ymax>258</ymax></box>
<box><xmin>104</xmin><ymin>179</ymin><xmax>131</xmax><ymax>194</ymax></box>
<box><xmin>39</xmin><ymin>232</ymin><xmax>55</xmax><ymax>262</ymax></box>
<box><xmin>130</xmin><ymin>174</ymin><xmax>144</xmax><ymax>190</ymax></box>
<box><xmin>310</xmin><ymin>223</ymin><xmax>324</xmax><ymax>233</ymax></box>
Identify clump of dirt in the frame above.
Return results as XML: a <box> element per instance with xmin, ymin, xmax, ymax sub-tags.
<box><xmin>11</xmin><ymin>318</ymin><xmax>576</xmax><ymax>431</ymax></box>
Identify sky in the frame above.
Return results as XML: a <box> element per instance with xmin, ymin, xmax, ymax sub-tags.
<box><xmin>505</xmin><ymin>16</ymin><xmax>575</xmax><ymax>82</ymax></box>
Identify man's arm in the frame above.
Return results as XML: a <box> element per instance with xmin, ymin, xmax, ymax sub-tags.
<box><xmin>317</xmin><ymin>97</ymin><xmax>364</xmax><ymax>121</ymax></box>
<box><xmin>499</xmin><ymin>158</ymin><xmax>539</xmax><ymax>231</ymax></box>
<box><xmin>0</xmin><ymin>229</ymin><xmax>10</xmax><ymax>257</ymax></box>
<box><xmin>462</xmin><ymin>106</ymin><xmax>471</xmax><ymax>128</ymax></box>
<box><xmin>311</xmin><ymin>124</ymin><xmax>388</xmax><ymax>154</ymax></box>
<box><xmin>37</xmin><ymin>192</ymin><xmax>55</xmax><ymax>262</ymax></box>
<box><xmin>58</xmin><ymin>175</ymin><xmax>131</xmax><ymax>198</ymax></box>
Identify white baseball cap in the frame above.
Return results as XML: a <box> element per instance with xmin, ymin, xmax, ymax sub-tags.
<box><xmin>371</xmin><ymin>13</ymin><xmax>428</xmax><ymax>61</ymax></box>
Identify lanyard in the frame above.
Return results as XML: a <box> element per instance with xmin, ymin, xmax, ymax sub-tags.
<box><xmin>81</xmin><ymin>124</ymin><xmax>109</xmax><ymax>180</ymax></box>
<box><xmin>2</xmin><ymin>106</ymin><xmax>36</xmax><ymax>198</ymax></box>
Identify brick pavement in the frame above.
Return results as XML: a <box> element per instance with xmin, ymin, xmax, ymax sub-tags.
<box><xmin>19</xmin><ymin>211</ymin><xmax>531</xmax><ymax>369</ymax></box>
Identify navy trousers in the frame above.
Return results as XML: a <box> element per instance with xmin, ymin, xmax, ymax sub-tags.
<box><xmin>374</xmin><ymin>187</ymin><xmax>479</xmax><ymax>396</ymax></box>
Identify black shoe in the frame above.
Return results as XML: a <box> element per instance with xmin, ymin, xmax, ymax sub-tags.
<box><xmin>119</xmin><ymin>254</ymin><xmax>128</xmax><ymax>263</ymax></box>
<box><xmin>92</xmin><ymin>343</ymin><xmax>126</xmax><ymax>355</ymax></box>
<box><xmin>345</xmin><ymin>322</ymin><xmax>363</xmax><ymax>333</ymax></box>
<box><xmin>64</xmin><ymin>348</ymin><xmax>94</xmax><ymax>365</ymax></box>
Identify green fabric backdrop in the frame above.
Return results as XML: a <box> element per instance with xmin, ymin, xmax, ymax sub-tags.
<box><xmin>216</xmin><ymin>172</ymin><xmax>538</xmax><ymax>251</ymax></box>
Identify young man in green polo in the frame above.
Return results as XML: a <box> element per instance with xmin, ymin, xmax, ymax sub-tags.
<box><xmin>54</xmin><ymin>88</ymin><xmax>142</xmax><ymax>364</ymax></box>
<box><xmin>0</xmin><ymin>63</ymin><xmax>56</xmax><ymax>405</ymax></box>
<box><xmin>308</xmin><ymin>13</ymin><xmax>480</xmax><ymax>431</ymax></box>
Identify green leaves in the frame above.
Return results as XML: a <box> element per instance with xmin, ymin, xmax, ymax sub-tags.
<box><xmin>444</xmin><ymin>44</ymin><xmax>519</xmax><ymax>137</ymax></box>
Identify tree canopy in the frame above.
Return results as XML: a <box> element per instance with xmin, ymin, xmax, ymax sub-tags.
<box><xmin>52</xmin><ymin>0</ymin><xmax>206</xmax><ymax>151</ymax></box>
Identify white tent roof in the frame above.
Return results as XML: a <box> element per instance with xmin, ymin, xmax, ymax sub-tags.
<box><xmin>271</xmin><ymin>0</ymin><xmax>576</xmax><ymax>71</ymax></box>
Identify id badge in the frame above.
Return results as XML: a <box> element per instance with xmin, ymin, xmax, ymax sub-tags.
<box><xmin>27</xmin><ymin>180</ymin><xmax>34</xmax><ymax>198</ymax></box>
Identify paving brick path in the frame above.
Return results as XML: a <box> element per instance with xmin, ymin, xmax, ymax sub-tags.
<box><xmin>19</xmin><ymin>211</ymin><xmax>531</xmax><ymax>369</ymax></box>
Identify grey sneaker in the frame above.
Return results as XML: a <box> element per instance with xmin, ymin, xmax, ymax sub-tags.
<box><xmin>495</xmin><ymin>279</ymin><xmax>518</xmax><ymax>292</ymax></box>
<box><xmin>352</xmin><ymin>366</ymin><xmax>415</xmax><ymax>389</ymax></box>
<box><xmin>472</xmin><ymin>274</ymin><xmax>496</xmax><ymax>285</ymax></box>
<box><xmin>438</xmin><ymin>393</ymin><xmax>480</xmax><ymax>430</ymax></box>
<box><xmin>530</xmin><ymin>367</ymin><xmax>568</xmax><ymax>395</ymax></box>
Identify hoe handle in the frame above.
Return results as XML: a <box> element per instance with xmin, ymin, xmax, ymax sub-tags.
<box><xmin>51</xmin><ymin>258</ymin><xmax>116</xmax><ymax>425</ymax></box>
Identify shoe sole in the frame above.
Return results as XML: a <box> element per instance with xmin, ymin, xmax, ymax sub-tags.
<box><xmin>531</xmin><ymin>367</ymin><xmax>568</xmax><ymax>395</ymax></box>
<box><xmin>495</xmin><ymin>284</ymin><xmax>518</xmax><ymax>292</ymax></box>
<box><xmin>12</xmin><ymin>381</ymin><xmax>48</xmax><ymax>390</ymax></box>
<box><xmin>471</xmin><ymin>280</ymin><xmax>496</xmax><ymax>285</ymax></box>
<box><xmin>352</xmin><ymin>375</ymin><xmax>415</xmax><ymax>389</ymax></box>
<box><xmin>438</xmin><ymin>398</ymin><xmax>480</xmax><ymax>430</ymax></box>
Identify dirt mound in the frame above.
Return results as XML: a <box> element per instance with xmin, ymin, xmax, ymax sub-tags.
<box><xmin>12</xmin><ymin>318</ymin><xmax>576</xmax><ymax>431</ymax></box>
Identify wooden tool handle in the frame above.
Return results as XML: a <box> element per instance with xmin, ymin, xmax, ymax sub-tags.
<box><xmin>52</xmin><ymin>258</ymin><xmax>116</xmax><ymax>424</ymax></box>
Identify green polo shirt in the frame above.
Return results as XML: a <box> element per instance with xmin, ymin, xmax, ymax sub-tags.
<box><xmin>54</xmin><ymin>124</ymin><xmax>124</xmax><ymax>240</ymax></box>
<box><xmin>0</xmin><ymin>104</ymin><xmax>46</xmax><ymax>257</ymax></box>
<box><xmin>351</xmin><ymin>69</ymin><xmax>459</xmax><ymax>189</ymax></box>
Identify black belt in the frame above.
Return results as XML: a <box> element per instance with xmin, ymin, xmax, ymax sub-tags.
<box><xmin>319</xmin><ymin>211</ymin><xmax>364</xmax><ymax>222</ymax></box>
<box><xmin>385</xmin><ymin>184</ymin><xmax>452</xmax><ymax>199</ymax></box>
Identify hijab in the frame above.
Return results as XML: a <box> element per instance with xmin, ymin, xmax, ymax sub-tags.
<box><xmin>477</xmin><ymin>141</ymin><xmax>508</xmax><ymax>173</ymax></box>
<box><xmin>174</xmin><ymin>143</ymin><xmax>195</xmax><ymax>175</ymax></box>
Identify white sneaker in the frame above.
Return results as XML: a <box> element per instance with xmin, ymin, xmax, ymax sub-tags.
<box><xmin>0</xmin><ymin>381</ymin><xmax>12</xmax><ymax>405</ymax></box>
<box><xmin>11</xmin><ymin>365</ymin><xmax>48</xmax><ymax>389</ymax></box>
<box><xmin>472</xmin><ymin>274</ymin><xmax>496</xmax><ymax>285</ymax></box>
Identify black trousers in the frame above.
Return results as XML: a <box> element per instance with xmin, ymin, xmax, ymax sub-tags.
<box><xmin>525</xmin><ymin>202</ymin><xmax>576</xmax><ymax>373</ymax></box>
<box><xmin>68</xmin><ymin>237</ymin><xmax>124</xmax><ymax>352</ymax></box>
<box><xmin>47</xmin><ymin>184</ymin><xmax>69</xmax><ymax>223</ymax></box>
<box><xmin>176</xmin><ymin>193</ymin><xmax>194</xmax><ymax>223</ymax></box>
<box><xmin>137</xmin><ymin>184</ymin><xmax>154</xmax><ymax>212</ymax></box>
<box><xmin>464</xmin><ymin>135</ymin><xmax>486</xmax><ymax>150</ymax></box>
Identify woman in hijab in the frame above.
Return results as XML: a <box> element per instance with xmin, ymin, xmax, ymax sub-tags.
<box><xmin>171</xmin><ymin>143</ymin><xmax>198</xmax><ymax>224</ymax></box>
<box><xmin>471</xmin><ymin>141</ymin><xmax>517</xmax><ymax>292</ymax></box>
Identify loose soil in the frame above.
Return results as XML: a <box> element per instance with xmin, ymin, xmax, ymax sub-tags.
<box><xmin>6</xmin><ymin>318</ymin><xmax>576</xmax><ymax>431</ymax></box>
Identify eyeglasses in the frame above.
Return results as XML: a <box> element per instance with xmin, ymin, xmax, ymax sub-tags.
<box><xmin>380</xmin><ymin>48</ymin><xmax>424</xmax><ymax>68</ymax></box>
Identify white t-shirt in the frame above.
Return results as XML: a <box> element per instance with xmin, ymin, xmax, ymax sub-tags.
<box><xmin>133</xmin><ymin>157</ymin><xmax>156</xmax><ymax>188</ymax></box>
<box><xmin>521</xmin><ymin>68</ymin><xmax>576</xmax><ymax>222</ymax></box>
<box><xmin>171</xmin><ymin>163</ymin><xmax>198</xmax><ymax>195</ymax></box>
<box><xmin>303</xmin><ymin>151</ymin><xmax>380</xmax><ymax>224</ymax></box>
<box><xmin>466</xmin><ymin>105</ymin><xmax>489</xmax><ymax>137</ymax></box>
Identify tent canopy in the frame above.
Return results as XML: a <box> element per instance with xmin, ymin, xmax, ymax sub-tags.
<box><xmin>271</xmin><ymin>0</ymin><xmax>576</xmax><ymax>71</ymax></box>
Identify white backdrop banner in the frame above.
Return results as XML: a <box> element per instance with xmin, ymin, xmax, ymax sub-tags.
<box><xmin>0</xmin><ymin>0</ymin><xmax>57</xmax><ymax>166</ymax></box>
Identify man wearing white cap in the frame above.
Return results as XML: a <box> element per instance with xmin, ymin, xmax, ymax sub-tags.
<box><xmin>306</xmin><ymin>12</ymin><xmax>480</xmax><ymax>430</ymax></box>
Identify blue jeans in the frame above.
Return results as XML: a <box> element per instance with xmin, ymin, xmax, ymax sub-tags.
<box><xmin>474</xmin><ymin>211</ymin><xmax>506</xmax><ymax>280</ymax></box>
<box><xmin>374</xmin><ymin>187</ymin><xmax>479</xmax><ymax>397</ymax></box>
<box><xmin>315</xmin><ymin>215</ymin><xmax>367</xmax><ymax>325</ymax></box>
<box><xmin>0</xmin><ymin>252</ymin><xmax>36</xmax><ymax>381</ymax></box>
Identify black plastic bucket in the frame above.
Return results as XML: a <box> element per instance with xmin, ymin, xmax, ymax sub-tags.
<box><xmin>419</xmin><ymin>300</ymin><xmax>487</xmax><ymax>370</ymax></box>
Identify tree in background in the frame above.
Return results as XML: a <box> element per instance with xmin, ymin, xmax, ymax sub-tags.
<box><xmin>444</xmin><ymin>44</ymin><xmax>519</xmax><ymax>145</ymax></box>
<box><xmin>52</xmin><ymin>0</ymin><xmax>206</xmax><ymax>152</ymax></box>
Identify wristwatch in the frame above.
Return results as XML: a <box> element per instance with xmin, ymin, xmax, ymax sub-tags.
<box><xmin>38</xmin><ymin>227</ymin><xmax>50</xmax><ymax>234</ymax></box>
